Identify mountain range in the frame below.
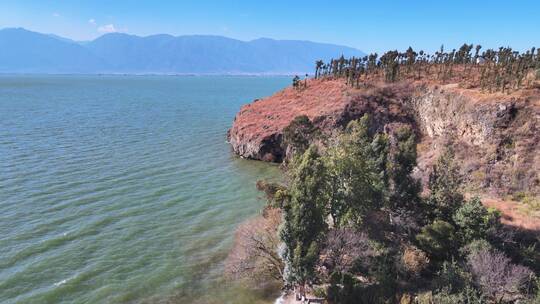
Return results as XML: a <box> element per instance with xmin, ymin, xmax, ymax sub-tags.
<box><xmin>0</xmin><ymin>28</ymin><xmax>364</xmax><ymax>74</ymax></box>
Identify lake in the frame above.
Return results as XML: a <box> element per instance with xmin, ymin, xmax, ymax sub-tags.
<box><xmin>0</xmin><ymin>75</ymin><xmax>289</xmax><ymax>303</ymax></box>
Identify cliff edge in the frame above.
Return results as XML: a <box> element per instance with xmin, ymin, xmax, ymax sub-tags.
<box><xmin>228</xmin><ymin>79</ymin><xmax>540</xmax><ymax>199</ymax></box>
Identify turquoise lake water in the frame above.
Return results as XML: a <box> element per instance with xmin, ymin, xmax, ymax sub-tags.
<box><xmin>0</xmin><ymin>75</ymin><xmax>289</xmax><ymax>303</ymax></box>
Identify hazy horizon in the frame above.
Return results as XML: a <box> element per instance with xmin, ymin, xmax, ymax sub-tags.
<box><xmin>1</xmin><ymin>27</ymin><xmax>362</xmax><ymax>46</ymax></box>
<box><xmin>2</xmin><ymin>0</ymin><xmax>539</xmax><ymax>54</ymax></box>
<box><xmin>0</xmin><ymin>27</ymin><xmax>365</xmax><ymax>74</ymax></box>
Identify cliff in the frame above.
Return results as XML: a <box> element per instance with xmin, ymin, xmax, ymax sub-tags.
<box><xmin>228</xmin><ymin>79</ymin><xmax>540</xmax><ymax>198</ymax></box>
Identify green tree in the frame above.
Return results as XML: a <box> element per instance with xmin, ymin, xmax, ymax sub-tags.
<box><xmin>282</xmin><ymin>115</ymin><xmax>318</xmax><ymax>160</ymax></box>
<box><xmin>325</xmin><ymin>116</ymin><xmax>386</xmax><ymax>227</ymax></box>
<box><xmin>416</xmin><ymin>220</ymin><xmax>457</xmax><ymax>259</ymax></box>
<box><xmin>387</xmin><ymin>126</ymin><xmax>421</xmax><ymax>209</ymax></box>
<box><xmin>453</xmin><ymin>197</ymin><xmax>493</xmax><ymax>243</ymax></box>
<box><xmin>427</xmin><ymin>148</ymin><xmax>464</xmax><ymax>222</ymax></box>
<box><xmin>280</xmin><ymin>146</ymin><xmax>328</xmax><ymax>285</ymax></box>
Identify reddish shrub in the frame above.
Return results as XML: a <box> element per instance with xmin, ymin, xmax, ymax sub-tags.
<box><xmin>319</xmin><ymin>228</ymin><xmax>374</xmax><ymax>275</ymax></box>
<box><xmin>467</xmin><ymin>248</ymin><xmax>534</xmax><ymax>302</ymax></box>
<box><xmin>399</xmin><ymin>246</ymin><xmax>429</xmax><ymax>278</ymax></box>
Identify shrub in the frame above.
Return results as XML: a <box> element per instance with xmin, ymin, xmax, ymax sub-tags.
<box><xmin>326</xmin><ymin>272</ymin><xmax>362</xmax><ymax>304</ymax></box>
<box><xmin>370</xmin><ymin>251</ymin><xmax>398</xmax><ymax>300</ymax></box>
<box><xmin>485</xmin><ymin>207</ymin><xmax>501</xmax><ymax>223</ymax></box>
<box><xmin>327</xmin><ymin>271</ymin><xmax>342</xmax><ymax>303</ymax></box>
<box><xmin>312</xmin><ymin>286</ymin><xmax>326</xmax><ymax>298</ymax></box>
<box><xmin>256</xmin><ymin>180</ymin><xmax>288</xmax><ymax>207</ymax></box>
<box><xmin>467</xmin><ymin>248</ymin><xmax>535</xmax><ymax>302</ymax></box>
<box><xmin>225</xmin><ymin>208</ymin><xmax>284</xmax><ymax>285</ymax></box>
<box><xmin>415</xmin><ymin>291</ymin><xmax>434</xmax><ymax>304</ymax></box>
<box><xmin>389</xmin><ymin>208</ymin><xmax>420</xmax><ymax>237</ymax></box>
<box><xmin>453</xmin><ymin>197</ymin><xmax>492</xmax><ymax>243</ymax></box>
<box><xmin>519</xmin><ymin>243</ymin><xmax>540</xmax><ymax>271</ymax></box>
<box><xmin>399</xmin><ymin>245</ymin><xmax>430</xmax><ymax>278</ymax></box>
<box><xmin>434</xmin><ymin>259</ymin><xmax>467</xmax><ymax>293</ymax></box>
<box><xmin>282</xmin><ymin>115</ymin><xmax>318</xmax><ymax>158</ymax></box>
<box><xmin>460</xmin><ymin>239</ymin><xmax>493</xmax><ymax>257</ymax></box>
<box><xmin>416</xmin><ymin>220</ymin><xmax>457</xmax><ymax>259</ymax></box>
<box><xmin>427</xmin><ymin>149</ymin><xmax>465</xmax><ymax>222</ymax></box>
<box><xmin>431</xmin><ymin>286</ymin><xmax>485</xmax><ymax>304</ymax></box>
<box><xmin>319</xmin><ymin>228</ymin><xmax>374</xmax><ymax>275</ymax></box>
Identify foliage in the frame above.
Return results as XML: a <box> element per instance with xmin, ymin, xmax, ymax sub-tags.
<box><xmin>325</xmin><ymin>115</ymin><xmax>387</xmax><ymax>227</ymax></box>
<box><xmin>254</xmin><ymin>111</ymin><xmax>540</xmax><ymax>302</ymax></box>
<box><xmin>387</xmin><ymin>125</ymin><xmax>421</xmax><ymax>210</ymax></box>
<box><xmin>416</xmin><ymin>220</ymin><xmax>456</xmax><ymax>259</ymax></box>
<box><xmin>513</xmin><ymin>191</ymin><xmax>540</xmax><ymax>216</ymax></box>
<box><xmin>226</xmin><ymin>208</ymin><xmax>284</xmax><ymax>285</ymax></box>
<box><xmin>313</xmin><ymin>286</ymin><xmax>326</xmax><ymax>298</ymax></box>
<box><xmin>327</xmin><ymin>271</ymin><xmax>342</xmax><ymax>303</ymax></box>
<box><xmin>315</xmin><ymin>44</ymin><xmax>540</xmax><ymax>93</ymax></box>
<box><xmin>453</xmin><ymin>197</ymin><xmax>493</xmax><ymax>243</ymax></box>
<box><xmin>319</xmin><ymin>228</ymin><xmax>374</xmax><ymax>274</ymax></box>
<box><xmin>280</xmin><ymin>146</ymin><xmax>328</xmax><ymax>284</ymax></box>
<box><xmin>434</xmin><ymin>259</ymin><xmax>468</xmax><ymax>293</ymax></box>
<box><xmin>398</xmin><ymin>245</ymin><xmax>430</xmax><ymax>278</ymax></box>
<box><xmin>467</xmin><ymin>248</ymin><xmax>535</xmax><ymax>302</ymax></box>
<box><xmin>292</xmin><ymin>75</ymin><xmax>301</xmax><ymax>89</ymax></box>
<box><xmin>327</xmin><ymin>272</ymin><xmax>358</xmax><ymax>304</ymax></box>
<box><xmin>370</xmin><ymin>250</ymin><xmax>398</xmax><ymax>299</ymax></box>
<box><xmin>460</xmin><ymin>239</ymin><xmax>493</xmax><ymax>257</ymax></box>
<box><xmin>327</xmin><ymin>271</ymin><xmax>392</xmax><ymax>304</ymax></box>
<box><xmin>429</xmin><ymin>286</ymin><xmax>486</xmax><ymax>304</ymax></box>
<box><xmin>428</xmin><ymin>260</ymin><xmax>487</xmax><ymax>304</ymax></box>
<box><xmin>282</xmin><ymin>115</ymin><xmax>318</xmax><ymax>159</ymax></box>
<box><xmin>255</xmin><ymin>180</ymin><xmax>288</xmax><ymax>208</ymax></box>
<box><xmin>427</xmin><ymin>149</ymin><xmax>464</xmax><ymax>222</ymax></box>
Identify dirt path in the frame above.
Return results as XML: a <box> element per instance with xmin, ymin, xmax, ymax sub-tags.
<box><xmin>477</xmin><ymin>196</ymin><xmax>540</xmax><ymax>232</ymax></box>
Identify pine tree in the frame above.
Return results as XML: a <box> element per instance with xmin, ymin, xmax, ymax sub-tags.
<box><xmin>427</xmin><ymin>148</ymin><xmax>464</xmax><ymax>222</ymax></box>
<box><xmin>387</xmin><ymin>126</ymin><xmax>421</xmax><ymax>209</ymax></box>
<box><xmin>325</xmin><ymin>116</ymin><xmax>386</xmax><ymax>227</ymax></box>
<box><xmin>281</xmin><ymin>146</ymin><xmax>328</xmax><ymax>285</ymax></box>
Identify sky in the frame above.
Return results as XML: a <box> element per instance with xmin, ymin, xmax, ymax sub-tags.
<box><xmin>1</xmin><ymin>0</ymin><xmax>539</xmax><ymax>54</ymax></box>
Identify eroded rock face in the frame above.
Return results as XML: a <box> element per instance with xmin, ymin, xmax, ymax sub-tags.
<box><xmin>410</xmin><ymin>85</ymin><xmax>540</xmax><ymax>196</ymax></box>
<box><xmin>410</xmin><ymin>85</ymin><xmax>519</xmax><ymax>145</ymax></box>
<box><xmin>228</xmin><ymin>79</ymin><xmax>351</xmax><ymax>162</ymax></box>
<box><xmin>228</xmin><ymin>79</ymin><xmax>540</xmax><ymax>195</ymax></box>
<box><xmin>228</xmin><ymin>79</ymin><xmax>417</xmax><ymax>162</ymax></box>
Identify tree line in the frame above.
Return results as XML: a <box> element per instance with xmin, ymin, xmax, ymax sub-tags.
<box><xmin>314</xmin><ymin>44</ymin><xmax>540</xmax><ymax>93</ymax></box>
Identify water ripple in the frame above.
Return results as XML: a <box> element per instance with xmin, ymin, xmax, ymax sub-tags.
<box><xmin>0</xmin><ymin>75</ymin><xmax>287</xmax><ymax>304</ymax></box>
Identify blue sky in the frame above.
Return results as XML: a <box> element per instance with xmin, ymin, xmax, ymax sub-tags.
<box><xmin>1</xmin><ymin>0</ymin><xmax>539</xmax><ymax>53</ymax></box>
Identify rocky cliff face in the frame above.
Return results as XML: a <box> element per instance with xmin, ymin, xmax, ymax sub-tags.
<box><xmin>228</xmin><ymin>80</ymin><xmax>416</xmax><ymax>161</ymax></box>
<box><xmin>228</xmin><ymin>79</ymin><xmax>540</xmax><ymax>196</ymax></box>
<box><xmin>228</xmin><ymin>80</ymin><xmax>352</xmax><ymax>162</ymax></box>
<box><xmin>410</xmin><ymin>85</ymin><xmax>539</xmax><ymax>196</ymax></box>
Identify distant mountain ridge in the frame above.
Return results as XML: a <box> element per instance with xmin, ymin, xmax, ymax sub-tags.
<box><xmin>0</xmin><ymin>28</ymin><xmax>365</xmax><ymax>74</ymax></box>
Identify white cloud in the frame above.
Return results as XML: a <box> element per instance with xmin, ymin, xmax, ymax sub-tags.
<box><xmin>98</xmin><ymin>24</ymin><xmax>121</xmax><ymax>33</ymax></box>
<box><xmin>53</xmin><ymin>12</ymin><xmax>60</xmax><ymax>17</ymax></box>
<box><xmin>89</xmin><ymin>19</ymin><xmax>96</xmax><ymax>25</ymax></box>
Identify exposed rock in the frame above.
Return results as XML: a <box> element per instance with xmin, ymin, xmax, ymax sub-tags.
<box><xmin>228</xmin><ymin>79</ymin><xmax>540</xmax><ymax>196</ymax></box>
<box><xmin>228</xmin><ymin>79</ymin><xmax>416</xmax><ymax>162</ymax></box>
<box><xmin>228</xmin><ymin>79</ymin><xmax>352</xmax><ymax>162</ymax></box>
